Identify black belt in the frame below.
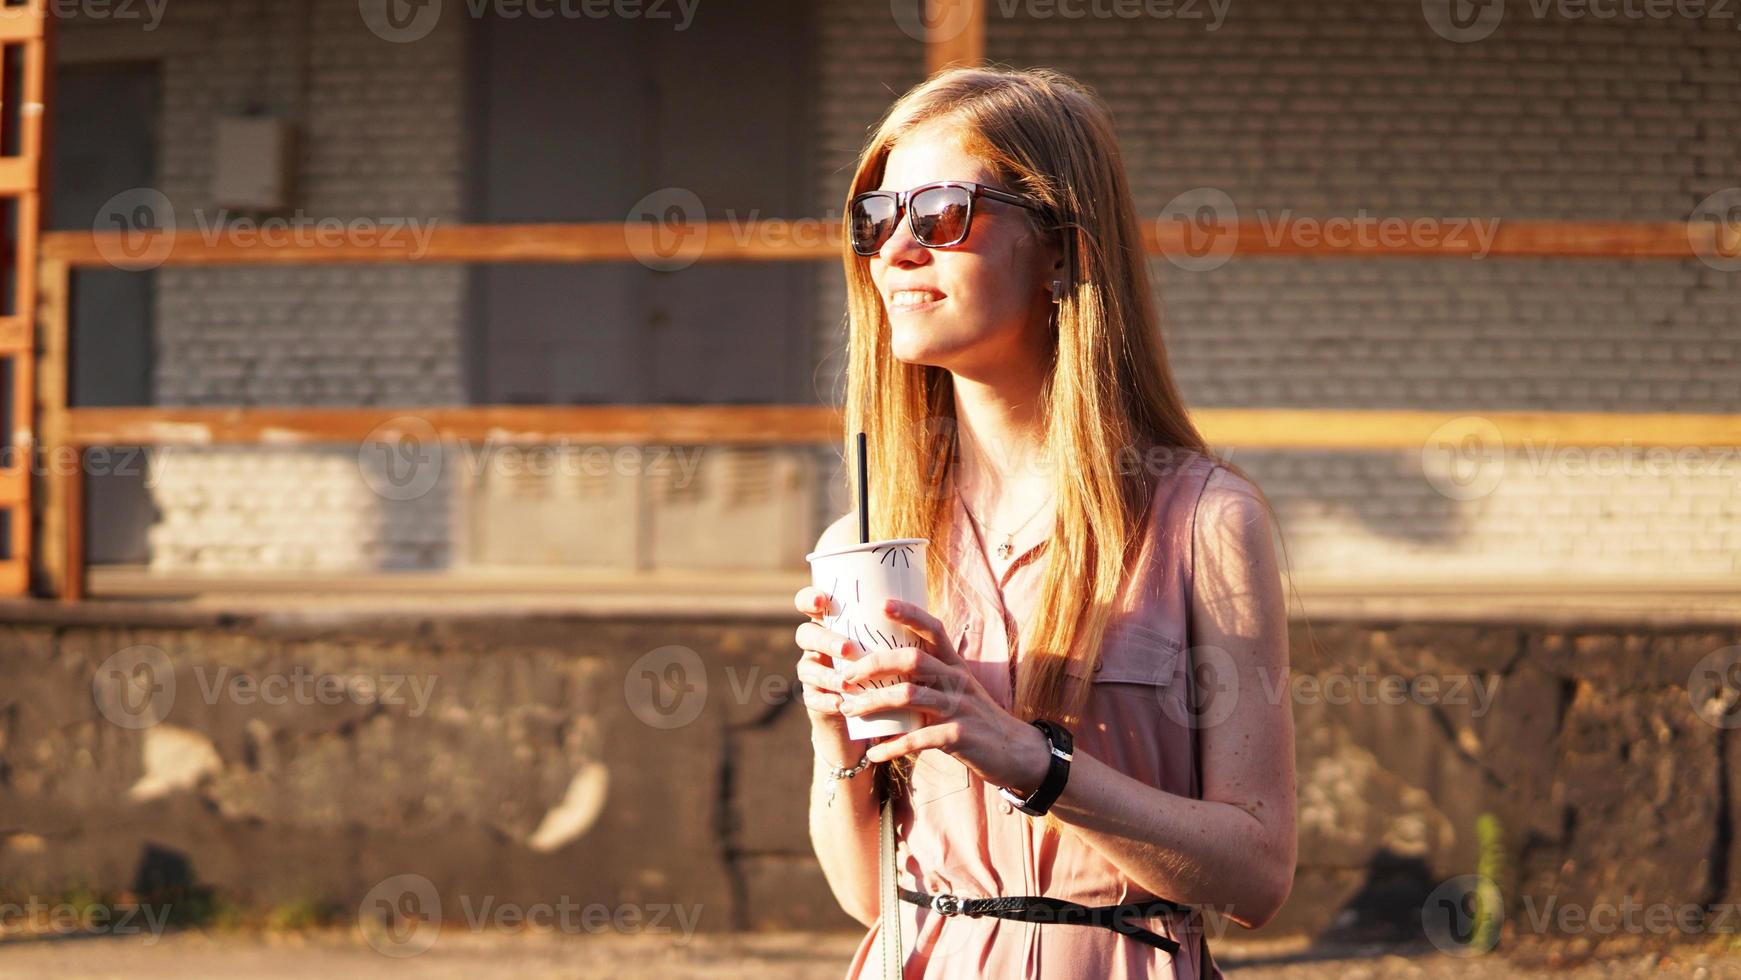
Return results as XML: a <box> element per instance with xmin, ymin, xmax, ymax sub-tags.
<box><xmin>898</xmin><ymin>887</ymin><xmax>1189</xmax><ymax>955</ymax></box>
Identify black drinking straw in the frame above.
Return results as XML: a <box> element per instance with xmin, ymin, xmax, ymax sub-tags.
<box><xmin>855</xmin><ymin>431</ymin><xmax>870</xmax><ymax>544</ymax></box>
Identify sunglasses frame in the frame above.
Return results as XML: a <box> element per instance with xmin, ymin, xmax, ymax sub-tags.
<box><xmin>848</xmin><ymin>180</ymin><xmax>1050</xmax><ymax>257</ymax></box>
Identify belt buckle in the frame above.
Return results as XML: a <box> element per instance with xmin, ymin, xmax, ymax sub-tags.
<box><xmin>931</xmin><ymin>893</ymin><xmax>962</xmax><ymax>916</ymax></box>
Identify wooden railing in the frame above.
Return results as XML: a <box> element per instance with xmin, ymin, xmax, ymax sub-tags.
<box><xmin>32</xmin><ymin>218</ymin><xmax>1741</xmax><ymax>600</ymax></box>
<box><xmin>20</xmin><ymin>0</ymin><xmax>1741</xmax><ymax>600</ymax></box>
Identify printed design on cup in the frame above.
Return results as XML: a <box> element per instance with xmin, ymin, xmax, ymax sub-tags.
<box><xmin>808</xmin><ymin>538</ymin><xmax>929</xmax><ymax>739</ymax></box>
<box><xmin>822</xmin><ymin>571</ymin><xmax>923</xmax><ymax>693</ymax></box>
<box><xmin>878</xmin><ymin>543</ymin><xmax>919</xmax><ymax>569</ymax></box>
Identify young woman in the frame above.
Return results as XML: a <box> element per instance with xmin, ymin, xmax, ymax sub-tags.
<box><xmin>792</xmin><ymin>66</ymin><xmax>1296</xmax><ymax>979</ymax></box>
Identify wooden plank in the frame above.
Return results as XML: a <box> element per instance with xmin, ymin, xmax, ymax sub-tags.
<box><xmin>1145</xmin><ymin>219</ymin><xmax>1706</xmax><ymax>259</ymax></box>
<box><xmin>6</xmin><ymin>12</ymin><xmax>44</xmax><ymax>597</ymax></box>
<box><xmin>65</xmin><ymin>405</ymin><xmax>845</xmax><ymax>448</ymax></box>
<box><xmin>40</xmin><ymin>221</ymin><xmax>846</xmax><ymax>268</ymax></box>
<box><xmin>39</xmin><ymin>219</ymin><xmax>1725</xmax><ymax>268</ymax></box>
<box><xmin>0</xmin><ymin>157</ymin><xmax>35</xmax><ymax>191</ymax></box>
<box><xmin>0</xmin><ymin>558</ymin><xmax>25</xmax><ymax>596</ymax></box>
<box><xmin>1194</xmin><ymin>408</ymin><xmax>1741</xmax><ymax>450</ymax></box>
<box><xmin>58</xmin><ymin>404</ymin><xmax>1741</xmax><ymax>452</ymax></box>
<box><xmin>34</xmin><ymin>259</ymin><xmax>66</xmax><ymax>598</ymax></box>
<box><xmin>0</xmin><ymin>6</ymin><xmax>44</xmax><ymax>43</ymax></box>
<box><xmin>0</xmin><ymin>314</ymin><xmax>26</xmax><ymax>350</ymax></box>
<box><xmin>60</xmin><ymin>452</ymin><xmax>81</xmax><ymax>602</ymax></box>
<box><xmin>924</xmin><ymin>0</ymin><xmax>985</xmax><ymax>75</ymax></box>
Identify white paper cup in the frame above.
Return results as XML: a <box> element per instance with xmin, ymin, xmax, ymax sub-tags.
<box><xmin>805</xmin><ymin>537</ymin><xmax>929</xmax><ymax>740</ymax></box>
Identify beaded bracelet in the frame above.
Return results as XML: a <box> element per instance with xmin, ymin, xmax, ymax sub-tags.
<box><xmin>816</xmin><ymin>741</ymin><xmax>872</xmax><ymax>807</ymax></box>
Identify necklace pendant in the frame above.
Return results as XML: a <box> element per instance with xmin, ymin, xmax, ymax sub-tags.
<box><xmin>997</xmin><ymin>540</ymin><xmax>1013</xmax><ymax>560</ymax></box>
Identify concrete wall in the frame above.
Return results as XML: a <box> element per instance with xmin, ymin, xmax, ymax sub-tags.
<box><xmin>2</xmin><ymin>603</ymin><xmax>1737</xmax><ymax>948</ymax></box>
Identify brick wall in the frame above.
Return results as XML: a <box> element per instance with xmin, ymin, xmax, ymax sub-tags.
<box><xmin>811</xmin><ymin>0</ymin><xmax>1741</xmax><ymax>580</ymax></box>
<box><xmin>57</xmin><ymin>0</ymin><xmax>1740</xmax><ymax>579</ymax></box>
<box><xmin>62</xmin><ymin>0</ymin><xmax>465</xmax><ymax>572</ymax></box>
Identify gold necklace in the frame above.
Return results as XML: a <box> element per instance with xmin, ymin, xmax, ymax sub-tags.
<box><xmin>959</xmin><ymin>492</ymin><xmax>1053</xmax><ymax>561</ymax></box>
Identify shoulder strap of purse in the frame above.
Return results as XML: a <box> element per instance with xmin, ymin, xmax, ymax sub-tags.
<box><xmin>1187</xmin><ymin>459</ymin><xmax>1222</xmax><ymax>975</ymax></box>
<box><xmin>878</xmin><ymin>763</ymin><xmax>902</xmax><ymax>979</ymax></box>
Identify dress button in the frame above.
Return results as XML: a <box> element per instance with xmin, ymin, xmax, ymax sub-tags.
<box><xmin>1093</xmin><ymin>659</ymin><xmax>1104</xmax><ymax>674</ymax></box>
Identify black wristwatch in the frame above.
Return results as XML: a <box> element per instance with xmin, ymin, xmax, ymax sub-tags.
<box><xmin>998</xmin><ymin>720</ymin><xmax>1073</xmax><ymax>816</ymax></box>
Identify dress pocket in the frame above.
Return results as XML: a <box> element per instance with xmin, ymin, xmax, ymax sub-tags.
<box><xmin>1066</xmin><ymin>621</ymin><xmax>1185</xmax><ymax>688</ymax></box>
<box><xmin>908</xmin><ymin>748</ymin><xmax>971</xmax><ymax>805</ymax></box>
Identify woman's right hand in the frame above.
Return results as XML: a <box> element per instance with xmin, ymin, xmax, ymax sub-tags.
<box><xmin>793</xmin><ymin>585</ymin><xmax>862</xmax><ymax>756</ymax></box>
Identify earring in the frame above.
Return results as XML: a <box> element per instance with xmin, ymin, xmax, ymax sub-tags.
<box><xmin>1048</xmin><ymin>279</ymin><xmax>1065</xmax><ymax>304</ymax></box>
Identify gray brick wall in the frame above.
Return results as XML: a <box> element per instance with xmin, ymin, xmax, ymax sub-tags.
<box><xmin>57</xmin><ymin>0</ymin><xmax>1741</xmax><ymax>579</ymax></box>
<box><xmin>63</xmin><ymin>0</ymin><xmax>465</xmax><ymax>571</ymax></box>
<box><xmin>811</xmin><ymin>0</ymin><xmax>1741</xmax><ymax>579</ymax></box>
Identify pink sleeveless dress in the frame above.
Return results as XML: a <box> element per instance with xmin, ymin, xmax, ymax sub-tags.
<box><xmin>843</xmin><ymin>451</ymin><xmax>1227</xmax><ymax>980</ymax></box>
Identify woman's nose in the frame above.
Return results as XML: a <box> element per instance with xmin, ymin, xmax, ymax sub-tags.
<box><xmin>879</xmin><ymin>211</ymin><xmax>930</xmax><ymax>266</ymax></box>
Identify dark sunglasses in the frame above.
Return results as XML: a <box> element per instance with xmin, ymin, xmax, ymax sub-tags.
<box><xmin>848</xmin><ymin>180</ymin><xmax>1049</xmax><ymax>257</ymax></box>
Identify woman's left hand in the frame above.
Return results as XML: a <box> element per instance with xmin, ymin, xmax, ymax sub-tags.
<box><xmin>840</xmin><ymin>598</ymin><xmax>1051</xmax><ymax>796</ymax></box>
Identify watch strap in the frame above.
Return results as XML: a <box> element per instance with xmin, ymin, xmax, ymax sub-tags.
<box><xmin>1000</xmin><ymin>720</ymin><xmax>1073</xmax><ymax>816</ymax></box>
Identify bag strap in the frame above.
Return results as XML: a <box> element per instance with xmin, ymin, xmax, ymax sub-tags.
<box><xmin>877</xmin><ymin>764</ymin><xmax>903</xmax><ymax>979</ymax></box>
<box><xmin>1186</xmin><ymin>460</ymin><xmax>1221</xmax><ymax>976</ymax></box>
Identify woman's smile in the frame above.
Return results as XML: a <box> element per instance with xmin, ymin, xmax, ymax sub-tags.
<box><xmin>888</xmin><ymin>287</ymin><xmax>947</xmax><ymax>314</ymax></box>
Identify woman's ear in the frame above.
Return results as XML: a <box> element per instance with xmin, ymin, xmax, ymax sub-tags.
<box><xmin>1045</xmin><ymin>225</ymin><xmax>1076</xmax><ymax>300</ymax></box>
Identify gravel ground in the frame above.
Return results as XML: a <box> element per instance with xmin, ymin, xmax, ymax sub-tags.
<box><xmin>4</xmin><ymin>930</ymin><xmax>1741</xmax><ymax>979</ymax></box>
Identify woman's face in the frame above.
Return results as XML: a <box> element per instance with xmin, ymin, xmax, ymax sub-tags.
<box><xmin>867</xmin><ymin>124</ymin><xmax>1059</xmax><ymax>380</ymax></box>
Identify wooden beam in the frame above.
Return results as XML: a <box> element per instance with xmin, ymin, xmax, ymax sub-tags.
<box><xmin>58</xmin><ymin>404</ymin><xmax>1741</xmax><ymax>452</ymax></box>
<box><xmin>9</xmin><ymin>4</ymin><xmax>46</xmax><ymax>598</ymax></box>
<box><xmin>39</xmin><ymin>219</ymin><xmax>1726</xmax><ymax>269</ymax></box>
<box><xmin>924</xmin><ymin>0</ymin><xmax>986</xmax><ymax>75</ymax></box>
<box><xmin>1195</xmin><ymin>408</ymin><xmax>1741</xmax><ymax>450</ymax></box>
<box><xmin>34</xmin><ymin>259</ymin><xmax>66</xmax><ymax>598</ymax></box>
<box><xmin>0</xmin><ymin>3</ymin><xmax>44</xmax><ymax>43</ymax></box>
<box><xmin>65</xmin><ymin>405</ymin><xmax>845</xmax><ymax>448</ymax></box>
<box><xmin>40</xmin><ymin>222</ymin><xmax>845</xmax><ymax>268</ymax></box>
<box><xmin>1144</xmin><ymin>219</ymin><xmax>1710</xmax><ymax>259</ymax></box>
<box><xmin>60</xmin><ymin>451</ymin><xmax>82</xmax><ymax>602</ymax></box>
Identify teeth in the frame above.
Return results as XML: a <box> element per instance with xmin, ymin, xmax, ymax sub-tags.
<box><xmin>891</xmin><ymin>290</ymin><xmax>941</xmax><ymax>307</ymax></box>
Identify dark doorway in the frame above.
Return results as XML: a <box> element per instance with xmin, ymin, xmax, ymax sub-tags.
<box><xmin>48</xmin><ymin>62</ymin><xmax>159</xmax><ymax>564</ymax></box>
<box><xmin>465</xmin><ymin>2</ymin><xmax>817</xmax><ymax>405</ymax></box>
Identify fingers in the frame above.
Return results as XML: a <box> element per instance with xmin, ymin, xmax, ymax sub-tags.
<box><xmin>883</xmin><ymin>600</ymin><xmax>963</xmax><ymax>666</ymax></box>
<box><xmin>793</xmin><ymin>586</ymin><xmax>831</xmax><ymax>621</ymax></box>
<box><xmin>795</xmin><ymin>650</ymin><xmax>848</xmax><ymax>695</ymax></box>
<box><xmin>841</xmin><ymin>681</ymin><xmax>962</xmax><ymax>719</ymax></box>
<box><xmin>795</xmin><ymin>620</ymin><xmax>857</xmax><ymax>664</ymax></box>
<box><xmin>840</xmin><ymin>644</ymin><xmax>947</xmax><ymax>687</ymax></box>
<box><xmin>801</xmin><ymin>686</ymin><xmax>845</xmax><ymax>717</ymax></box>
<box><xmin>865</xmin><ymin>721</ymin><xmax>962</xmax><ymax>764</ymax></box>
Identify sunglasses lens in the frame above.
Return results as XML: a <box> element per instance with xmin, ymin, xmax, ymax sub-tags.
<box><xmin>850</xmin><ymin>196</ymin><xmax>898</xmax><ymax>255</ymax></box>
<box><xmin>910</xmin><ymin>186</ymin><xmax>971</xmax><ymax>247</ymax></box>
